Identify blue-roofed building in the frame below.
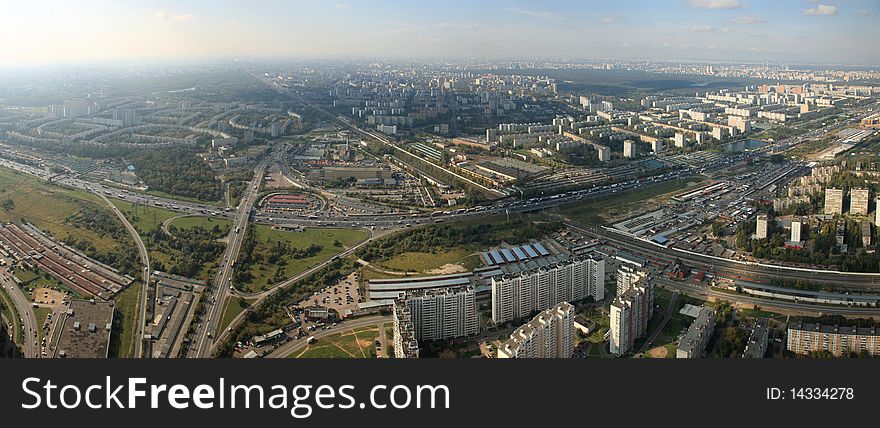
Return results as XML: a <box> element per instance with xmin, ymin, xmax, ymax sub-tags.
<box><xmin>523</xmin><ymin>244</ymin><xmax>539</xmax><ymax>258</ymax></box>
<box><xmin>512</xmin><ymin>246</ymin><xmax>528</xmax><ymax>261</ymax></box>
<box><xmin>534</xmin><ymin>242</ymin><xmax>550</xmax><ymax>256</ymax></box>
<box><xmin>501</xmin><ymin>248</ymin><xmax>516</xmax><ymax>263</ymax></box>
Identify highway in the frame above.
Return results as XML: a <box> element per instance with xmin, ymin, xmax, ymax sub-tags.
<box><xmin>0</xmin><ymin>269</ymin><xmax>37</xmax><ymax>358</ymax></box>
<box><xmin>189</xmin><ymin>150</ymin><xmax>277</xmax><ymax>358</ymax></box>
<box><xmin>98</xmin><ymin>193</ymin><xmax>151</xmax><ymax>358</ymax></box>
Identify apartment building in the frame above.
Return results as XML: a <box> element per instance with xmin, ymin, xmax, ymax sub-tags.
<box><xmin>609</xmin><ymin>284</ymin><xmax>652</xmax><ymax>356</ymax></box>
<box><xmin>787</xmin><ymin>321</ymin><xmax>880</xmax><ymax>357</ymax></box>
<box><xmin>676</xmin><ymin>306</ymin><xmax>715</xmax><ymax>358</ymax></box>
<box><xmin>497</xmin><ymin>302</ymin><xmax>575</xmax><ymax>358</ymax></box>
<box><xmin>851</xmin><ymin>188</ymin><xmax>870</xmax><ymax>216</ymax></box>
<box><xmin>392</xmin><ymin>300</ymin><xmax>419</xmax><ymax>358</ymax></box>
<box><xmin>824</xmin><ymin>188</ymin><xmax>844</xmax><ymax>215</ymax></box>
<box><xmin>397</xmin><ymin>286</ymin><xmax>479</xmax><ymax>342</ymax></box>
<box><xmin>490</xmin><ymin>257</ymin><xmax>604</xmax><ymax>324</ymax></box>
<box><xmin>756</xmin><ymin>214</ymin><xmax>768</xmax><ymax>239</ymax></box>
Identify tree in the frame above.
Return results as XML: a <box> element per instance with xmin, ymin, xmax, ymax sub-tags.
<box><xmin>2</xmin><ymin>199</ymin><xmax>14</xmax><ymax>211</ymax></box>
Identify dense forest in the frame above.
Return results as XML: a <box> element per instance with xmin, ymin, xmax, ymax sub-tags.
<box><xmin>130</xmin><ymin>147</ymin><xmax>223</xmax><ymax>201</ymax></box>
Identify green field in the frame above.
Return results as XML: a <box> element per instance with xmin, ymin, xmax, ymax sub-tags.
<box><xmin>557</xmin><ymin>176</ymin><xmax>707</xmax><ymax>225</ymax></box>
<box><xmin>0</xmin><ymin>166</ymin><xmax>124</xmax><ymax>252</ymax></box>
<box><xmin>290</xmin><ymin>326</ymin><xmax>379</xmax><ymax>359</ymax></box>
<box><xmin>169</xmin><ymin>216</ymin><xmax>231</xmax><ymax>234</ymax></box>
<box><xmin>376</xmin><ymin>248</ymin><xmax>481</xmax><ymax>273</ymax></box>
<box><xmin>109</xmin><ymin>283</ymin><xmax>142</xmax><ymax>358</ymax></box>
<box><xmin>110</xmin><ymin>199</ymin><xmax>180</xmax><ymax>233</ymax></box>
<box><xmin>239</xmin><ymin>226</ymin><xmax>368</xmax><ymax>292</ymax></box>
<box><xmin>219</xmin><ymin>297</ymin><xmax>249</xmax><ymax>333</ymax></box>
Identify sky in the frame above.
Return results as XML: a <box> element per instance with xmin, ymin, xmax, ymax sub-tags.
<box><xmin>1</xmin><ymin>0</ymin><xmax>878</xmax><ymax>67</ymax></box>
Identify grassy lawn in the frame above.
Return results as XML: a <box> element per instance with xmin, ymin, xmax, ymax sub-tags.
<box><xmin>170</xmin><ymin>216</ymin><xmax>231</xmax><ymax>234</ymax></box>
<box><xmin>34</xmin><ymin>306</ymin><xmax>52</xmax><ymax>345</ymax></box>
<box><xmin>557</xmin><ymin>176</ymin><xmax>707</xmax><ymax>226</ymax></box>
<box><xmin>219</xmin><ymin>297</ymin><xmax>249</xmax><ymax>333</ymax></box>
<box><xmin>109</xmin><ymin>283</ymin><xmax>141</xmax><ymax>358</ymax></box>
<box><xmin>0</xmin><ymin>166</ymin><xmax>122</xmax><ymax>252</ymax></box>
<box><xmin>291</xmin><ymin>326</ymin><xmax>379</xmax><ymax>359</ymax></box>
<box><xmin>110</xmin><ymin>199</ymin><xmax>180</xmax><ymax>233</ymax></box>
<box><xmin>377</xmin><ymin>248</ymin><xmax>481</xmax><ymax>273</ymax></box>
<box><xmin>240</xmin><ymin>226</ymin><xmax>368</xmax><ymax>292</ymax></box>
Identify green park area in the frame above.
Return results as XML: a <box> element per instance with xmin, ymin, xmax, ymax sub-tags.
<box><xmin>556</xmin><ymin>176</ymin><xmax>706</xmax><ymax>225</ymax></box>
<box><xmin>236</xmin><ymin>226</ymin><xmax>368</xmax><ymax>293</ymax></box>
<box><xmin>290</xmin><ymin>325</ymin><xmax>379</xmax><ymax>358</ymax></box>
<box><xmin>169</xmin><ymin>215</ymin><xmax>231</xmax><ymax>234</ymax></box>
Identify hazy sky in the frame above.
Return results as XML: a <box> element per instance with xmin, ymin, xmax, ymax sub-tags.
<box><xmin>1</xmin><ymin>0</ymin><xmax>878</xmax><ymax>67</ymax></box>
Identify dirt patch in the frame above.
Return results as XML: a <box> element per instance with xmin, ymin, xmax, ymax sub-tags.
<box><xmin>33</xmin><ymin>287</ymin><xmax>65</xmax><ymax>305</ymax></box>
<box><xmin>647</xmin><ymin>346</ymin><xmax>669</xmax><ymax>358</ymax></box>
<box><xmin>425</xmin><ymin>263</ymin><xmax>467</xmax><ymax>275</ymax></box>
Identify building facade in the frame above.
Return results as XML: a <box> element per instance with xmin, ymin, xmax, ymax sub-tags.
<box><xmin>609</xmin><ymin>284</ymin><xmax>652</xmax><ymax>356</ymax></box>
<box><xmin>497</xmin><ymin>302</ymin><xmax>575</xmax><ymax>358</ymax></box>
<box><xmin>787</xmin><ymin>322</ymin><xmax>880</xmax><ymax>357</ymax></box>
<box><xmin>676</xmin><ymin>306</ymin><xmax>715</xmax><ymax>358</ymax></box>
<box><xmin>851</xmin><ymin>188</ymin><xmax>870</xmax><ymax>216</ymax></box>
<box><xmin>491</xmin><ymin>257</ymin><xmax>604</xmax><ymax>324</ymax></box>
<box><xmin>824</xmin><ymin>188</ymin><xmax>844</xmax><ymax>215</ymax></box>
<box><xmin>756</xmin><ymin>214</ymin><xmax>768</xmax><ymax>239</ymax></box>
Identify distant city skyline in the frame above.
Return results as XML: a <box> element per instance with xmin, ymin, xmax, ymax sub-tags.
<box><xmin>1</xmin><ymin>0</ymin><xmax>878</xmax><ymax>67</ymax></box>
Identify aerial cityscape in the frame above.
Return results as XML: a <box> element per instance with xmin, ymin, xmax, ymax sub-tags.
<box><xmin>2</xmin><ymin>0</ymin><xmax>880</xmax><ymax>361</ymax></box>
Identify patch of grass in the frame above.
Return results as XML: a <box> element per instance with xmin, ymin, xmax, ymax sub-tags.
<box><xmin>219</xmin><ymin>297</ymin><xmax>249</xmax><ymax>333</ymax></box>
<box><xmin>557</xmin><ymin>176</ymin><xmax>706</xmax><ymax>225</ymax></box>
<box><xmin>110</xmin><ymin>199</ymin><xmax>180</xmax><ymax>233</ymax></box>
<box><xmin>34</xmin><ymin>306</ymin><xmax>52</xmax><ymax>345</ymax></box>
<box><xmin>377</xmin><ymin>248</ymin><xmax>475</xmax><ymax>273</ymax></box>
<box><xmin>240</xmin><ymin>226</ymin><xmax>368</xmax><ymax>292</ymax></box>
<box><xmin>109</xmin><ymin>283</ymin><xmax>141</xmax><ymax>358</ymax></box>
<box><xmin>291</xmin><ymin>326</ymin><xmax>379</xmax><ymax>359</ymax></box>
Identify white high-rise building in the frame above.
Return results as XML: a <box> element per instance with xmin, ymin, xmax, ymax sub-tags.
<box><xmin>825</xmin><ymin>188</ymin><xmax>844</xmax><ymax>215</ymax></box>
<box><xmin>392</xmin><ymin>301</ymin><xmax>419</xmax><ymax>358</ymax></box>
<box><xmin>756</xmin><ymin>214</ymin><xmax>768</xmax><ymax>239</ymax></box>
<box><xmin>790</xmin><ymin>217</ymin><xmax>803</xmax><ymax>243</ymax></box>
<box><xmin>876</xmin><ymin>197</ymin><xmax>880</xmax><ymax>227</ymax></box>
<box><xmin>623</xmin><ymin>140</ymin><xmax>637</xmax><ymax>158</ymax></box>
<box><xmin>491</xmin><ymin>257</ymin><xmax>604</xmax><ymax>324</ymax></box>
<box><xmin>609</xmin><ymin>285</ymin><xmax>652</xmax><ymax>356</ymax></box>
<box><xmin>673</xmin><ymin>133</ymin><xmax>687</xmax><ymax>148</ymax></box>
<box><xmin>497</xmin><ymin>302</ymin><xmax>575</xmax><ymax>358</ymax></box>
<box><xmin>395</xmin><ymin>286</ymin><xmax>478</xmax><ymax>343</ymax></box>
<box><xmin>851</xmin><ymin>188</ymin><xmax>870</xmax><ymax>215</ymax></box>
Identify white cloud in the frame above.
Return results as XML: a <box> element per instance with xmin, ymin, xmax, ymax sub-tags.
<box><xmin>334</xmin><ymin>3</ymin><xmax>350</xmax><ymax>9</ymax></box>
<box><xmin>689</xmin><ymin>0</ymin><xmax>743</xmax><ymax>9</ymax></box>
<box><xmin>154</xmin><ymin>10</ymin><xmax>193</xmax><ymax>22</ymax></box>
<box><xmin>599</xmin><ymin>16</ymin><xmax>614</xmax><ymax>24</ymax></box>
<box><xmin>730</xmin><ymin>15</ymin><xmax>765</xmax><ymax>24</ymax></box>
<box><xmin>690</xmin><ymin>24</ymin><xmax>714</xmax><ymax>32</ymax></box>
<box><xmin>804</xmin><ymin>4</ymin><xmax>838</xmax><ymax>16</ymax></box>
<box><xmin>858</xmin><ymin>9</ymin><xmax>872</xmax><ymax>16</ymax></box>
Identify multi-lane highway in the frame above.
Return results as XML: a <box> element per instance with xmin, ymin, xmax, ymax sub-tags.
<box><xmin>190</xmin><ymin>151</ymin><xmax>277</xmax><ymax>358</ymax></box>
